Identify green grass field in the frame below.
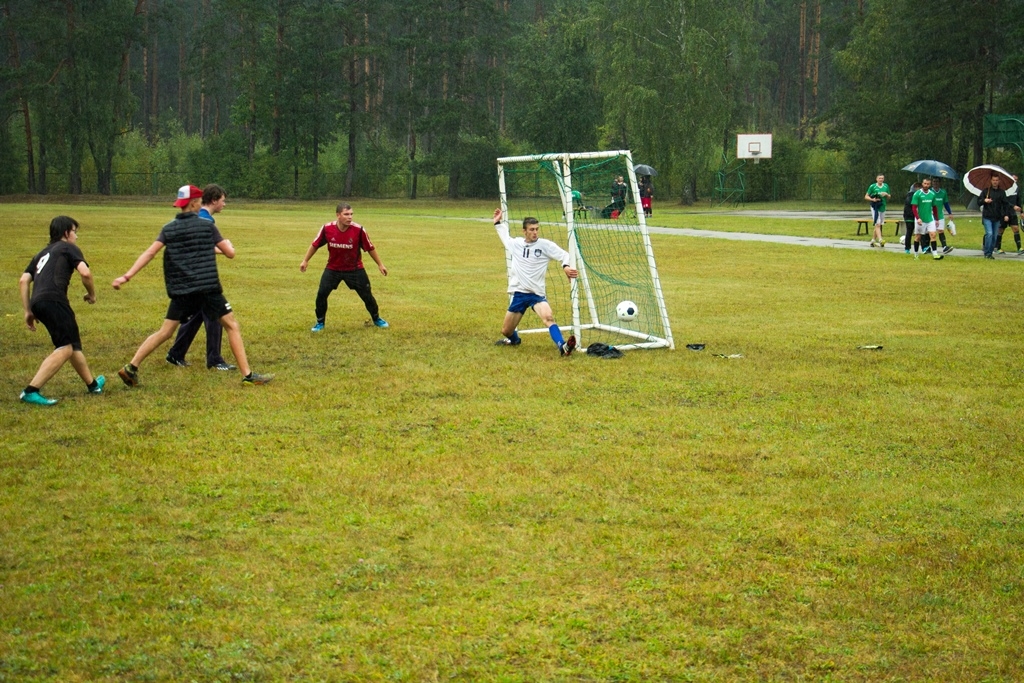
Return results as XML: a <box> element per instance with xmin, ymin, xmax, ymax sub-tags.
<box><xmin>1</xmin><ymin>198</ymin><xmax>1022</xmax><ymax>681</ymax></box>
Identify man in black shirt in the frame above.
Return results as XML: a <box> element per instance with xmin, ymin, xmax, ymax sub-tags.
<box><xmin>112</xmin><ymin>184</ymin><xmax>273</xmax><ymax>387</ymax></box>
<box><xmin>979</xmin><ymin>174</ymin><xmax>1010</xmax><ymax>259</ymax></box>
<box><xmin>996</xmin><ymin>174</ymin><xmax>1022</xmax><ymax>255</ymax></box>
<box><xmin>18</xmin><ymin>216</ymin><xmax>105</xmax><ymax>405</ymax></box>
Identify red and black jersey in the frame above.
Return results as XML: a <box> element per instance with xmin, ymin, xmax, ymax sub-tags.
<box><xmin>312</xmin><ymin>221</ymin><xmax>374</xmax><ymax>272</ymax></box>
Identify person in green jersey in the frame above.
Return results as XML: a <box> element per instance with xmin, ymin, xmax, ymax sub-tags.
<box><xmin>911</xmin><ymin>178</ymin><xmax>943</xmax><ymax>260</ymax></box>
<box><xmin>930</xmin><ymin>178</ymin><xmax>954</xmax><ymax>254</ymax></box>
<box><xmin>864</xmin><ymin>174</ymin><xmax>891</xmax><ymax>247</ymax></box>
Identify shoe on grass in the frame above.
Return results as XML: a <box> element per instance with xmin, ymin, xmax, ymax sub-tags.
<box><xmin>88</xmin><ymin>376</ymin><xmax>106</xmax><ymax>394</ymax></box>
<box><xmin>209</xmin><ymin>362</ymin><xmax>237</xmax><ymax>371</ymax></box>
<box><xmin>494</xmin><ymin>337</ymin><xmax>521</xmax><ymax>346</ymax></box>
<box><xmin>560</xmin><ymin>335</ymin><xmax>577</xmax><ymax>357</ymax></box>
<box><xmin>242</xmin><ymin>372</ymin><xmax>274</xmax><ymax>386</ymax></box>
<box><xmin>118</xmin><ymin>364</ymin><xmax>139</xmax><ymax>387</ymax></box>
<box><xmin>166</xmin><ymin>354</ymin><xmax>189</xmax><ymax>367</ymax></box>
<box><xmin>373</xmin><ymin>318</ymin><xmax>389</xmax><ymax>328</ymax></box>
<box><xmin>20</xmin><ymin>390</ymin><xmax>58</xmax><ymax>406</ymax></box>
<box><xmin>311</xmin><ymin>321</ymin><xmax>324</xmax><ymax>332</ymax></box>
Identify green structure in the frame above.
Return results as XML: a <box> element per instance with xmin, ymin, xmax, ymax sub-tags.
<box><xmin>983</xmin><ymin>115</ymin><xmax>1024</xmax><ymax>158</ymax></box>
<box><xmin>712</xmin><ymin>154</ymin><xmax>746</xmax><ymax>205</ymax></box>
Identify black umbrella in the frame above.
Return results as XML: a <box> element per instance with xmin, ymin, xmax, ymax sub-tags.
<box><xmin>633</xmin><ymin>164</ymin><xmax>658</xmax><ymax>177</ymax></box>
<box><xmin>902</xmin><ymin>159</ymin><xmax>959</xmax><ymax>180</ymax></box>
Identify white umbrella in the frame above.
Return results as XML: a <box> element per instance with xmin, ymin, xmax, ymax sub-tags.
<box><xmin>964</xmin><ymin>164</ymin><xmax>1017</xmax><ymax>196</ymax></box>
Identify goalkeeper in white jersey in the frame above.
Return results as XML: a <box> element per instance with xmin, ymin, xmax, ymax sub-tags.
<box><xmin>492</xmin><ymin>208</ymin><xmax>579</xmax><ymax>356</ymax></box>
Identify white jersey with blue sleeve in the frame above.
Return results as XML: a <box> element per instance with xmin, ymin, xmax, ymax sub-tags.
<box><xmin>495</xmin><ymin>222</ymin><xmax>571</xmax><ymax>297</ymax></box>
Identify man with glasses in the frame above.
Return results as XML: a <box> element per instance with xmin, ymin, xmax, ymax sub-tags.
<box><xmin>18</xmin><ymin>216</ymin><xmax>105</xmax><ymax>405</ymax></box>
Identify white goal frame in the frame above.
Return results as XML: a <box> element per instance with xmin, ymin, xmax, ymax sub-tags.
<box><xmin>496</xmin><ymin>150</ymin><xmax>674</xmax><ymax>351</ymax></box>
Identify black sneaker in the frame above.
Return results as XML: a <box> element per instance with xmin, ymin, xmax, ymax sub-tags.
<box><xmin>942</xmin><ymin>246</ymin><xmax>953</xmax><ymax>254</ymax></box>
<box><xmin>242</xmin><ymin>372</ymin><xmax>274</xmax><ymax>386</ymax></box>
<box><xmin>494</xmin><ymin>337</ymin><xmax>521</xmax><ymax>346</ymax></box>
<box><xmin>560</xmin><ymin>335</ymin><xmax>577</xmax><ymax>357</ymax></box>
<box><xmin>118</xmin><ymin>364</ymin><xmax>139</xmax><ymax>387</ymax></box>
<box><xmin>209</xmin><ymin>362</ymin><xmax>237</xmax><ymax>371</ymax></box>
<box><xmin>166</xmin><ymin>354</ymin><xmax>189</xmax><ymax>367</ymax></box>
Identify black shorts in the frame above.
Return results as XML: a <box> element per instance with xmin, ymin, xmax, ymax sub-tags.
<box><xmin>31</xmin><ymin>300</ymin><xmax>82</xmax><ymax>351</ymax></box>
<box><xmin>1007</xmin><ymin>214</ymin><xmax>1019</xmax><ymax>227</ymax></box>
<box><xmin>167</xmin><ymin>292</ymin><xmax>232</xmax><ymax>324</ymax></box>
<box><xmin>322</xmin><ymin>268</ymin><xmax>371</xmax><ymax>291</ymax></box>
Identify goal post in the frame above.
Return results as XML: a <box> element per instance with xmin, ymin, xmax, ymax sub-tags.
<box><xmin>496</xmin><ymin>150</ymin><xmax>674</xmax><ymax>351</ymax></box>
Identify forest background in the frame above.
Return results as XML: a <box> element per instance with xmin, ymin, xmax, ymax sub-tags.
<box><xmin>2</xmin><ymin>0</ymin><xmax>1023</xmax><ymax>203</ymax></box>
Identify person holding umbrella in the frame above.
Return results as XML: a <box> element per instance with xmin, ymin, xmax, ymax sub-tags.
<box><xmin>978</xmin><ymin>174</ymin><xmax>1010</xmax><ymax>259</ymax></box>
<box><xmin>864</xmin><ymin>174</ymin><xmax>890</xmax><ymax>247</ymax></box>
<box><xmin>638</xmin><ymin>176</ymin><xmax>654</xmax><ymax>217</ymax></box>
<box><xmin>996</xmin><ymin>174</ymin><xmax>1022</xmax><ymax>255</ymax></box>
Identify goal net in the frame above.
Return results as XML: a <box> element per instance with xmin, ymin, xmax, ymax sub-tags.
<box><xmin>497</xmin><ymin>150</ymin><xmax>674</xmax><ymax>351</ymax></box>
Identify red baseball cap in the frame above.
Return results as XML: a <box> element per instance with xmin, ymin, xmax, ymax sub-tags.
<box><xmin>174</xmin><ymin>184</ymin><xmax>203</xmax><ymax>208</ymax></box>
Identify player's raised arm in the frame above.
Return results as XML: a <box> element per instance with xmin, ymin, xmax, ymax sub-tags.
<box><xmin>493</xmin><ymin>208</ymin><xmax>503</xmax><ymax>225</ymax></box>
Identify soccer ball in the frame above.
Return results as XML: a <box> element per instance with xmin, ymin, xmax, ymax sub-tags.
<box><xmin>898</xmin><ymin>234</ymin><xmax>906</xmax><ymax>245</ymax></box>
<box><xmin>616</xmin><ymin>300</ymin><xmax>638</xmax><ymax>322</ymax></box>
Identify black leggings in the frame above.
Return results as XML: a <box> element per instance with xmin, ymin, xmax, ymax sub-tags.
<box><xmin>315</xmin><ymin>268</ymin><xmax>379</xmax><ymax>322</ymax></box>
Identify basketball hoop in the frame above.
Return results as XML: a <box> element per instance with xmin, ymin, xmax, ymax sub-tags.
<box><xmin>737</xmin><ymin>134</ymin><xmax>772</xmax><ymax>165</ymax></box>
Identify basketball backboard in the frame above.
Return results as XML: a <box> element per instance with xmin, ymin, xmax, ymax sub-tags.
<box><xmin>737</xmin><ymin>134</ymin><xmax>773</xmax><ymax>160</ymax></box>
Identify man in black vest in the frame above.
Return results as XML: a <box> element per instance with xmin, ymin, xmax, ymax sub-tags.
<box><xmin>165</xmin><ymin>184</ymin><xmax>237</xmax><ymax>370</ymax></box>
<box><xmin>112</xmin><ymin>185</ymin><xmax>273</xmax><ymax>386</ymax></box>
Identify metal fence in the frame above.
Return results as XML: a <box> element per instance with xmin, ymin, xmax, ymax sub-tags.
<box><xmin>19</xmin><ymin>171</ymin><xmax>460</xmax><ymax>199</ymax></box>
<box><xmin>9</xmin><ymin>169</ymin><xmax>973</xmax><ymax>205</ymax></box>
<box><xmin>716</xmin><ymin>171</ymin><xmax>971</xmax><ymax>205</ymax></box>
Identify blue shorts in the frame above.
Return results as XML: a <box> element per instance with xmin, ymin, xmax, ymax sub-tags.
<box><xmin>508</xmin><ymin>292</ymin><xmax>547</xmax><ymax>314</ymax></box>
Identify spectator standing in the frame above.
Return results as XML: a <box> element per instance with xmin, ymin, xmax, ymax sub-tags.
<box><xmin>864</xmin><ymin>174</ymin><xmax>891</xmax><ymax>247</ymax></box>
<box><xmin>639</xmin><ymin>176</ymin><xmax>654</xmax><ymax>217</ymax></box>
<box><xmin>996</xmin><ymin>174</ymin><xmax>1022</xmax><ymax>254</ymax></box>
<box><xmin>979</xmin><ymin>174</ymin><xmax>1009</xmax><ymax>259</ymax></box>
<box><xmin>901</xmin><ymin>182</ymin><xmax>921</xmax><ymax>254</ymax></box>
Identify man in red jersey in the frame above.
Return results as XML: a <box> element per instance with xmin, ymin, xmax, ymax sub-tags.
<box><xmin>299</xmin><ymin>203</ymin><xmax>389</xmax><ymax>331</ymax></box>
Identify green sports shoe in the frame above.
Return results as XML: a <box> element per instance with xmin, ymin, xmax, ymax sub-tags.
<box><xmin>88</xmin><ymin>375</ymin><xmax>106</xmax><ymax>394</ymax></box>
<box><xmin>242</xmin><ymin>372</ymin><xmax>274</xmax><ymax>386</ymax></box>
<box><xmin>20</xmin><ymin>390</ymin><xmax>58</xmax><ymax>406</ymax></box>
